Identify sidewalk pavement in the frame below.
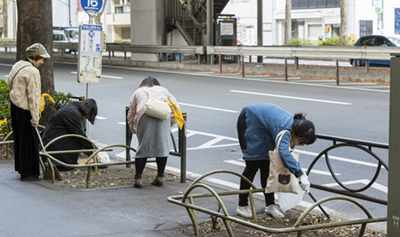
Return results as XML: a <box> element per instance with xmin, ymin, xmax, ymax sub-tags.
<box><xmin>0</xmin><ymin>159</ymin><xmax>271</xmax><ymax>237</ymax></box>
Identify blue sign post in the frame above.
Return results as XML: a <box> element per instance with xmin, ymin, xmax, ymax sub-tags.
<box><xmin>80</xmin><ymin>0</ymin><xmax>103</xmax><ymax>14</ymax></box>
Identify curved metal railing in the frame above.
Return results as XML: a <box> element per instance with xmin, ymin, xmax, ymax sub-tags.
<box><xmin>308</xmin><ymin>133</ymin><xmax>388</xmax><ymax>205</ymax></box>
<box><xmin>167</xmin><ymin>170</ymin><xmax>387</xmax><ymax>237</ymax></box>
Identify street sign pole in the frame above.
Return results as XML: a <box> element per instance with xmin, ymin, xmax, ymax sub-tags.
<box><xmin>79</xmin><ymin>0</ymin><xmax>104</xmax><ymax>136</ymax></box>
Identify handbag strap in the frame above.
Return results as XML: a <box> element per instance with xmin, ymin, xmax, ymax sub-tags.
<box><xmin>274</xmin><ymin>130</ymin><xmax>290</xmax><ymax>149</ymax></box>
<box><xmin>9</xmin><ymin>65</ymin><xmax>31</xmax><ymax>90</ymax></box>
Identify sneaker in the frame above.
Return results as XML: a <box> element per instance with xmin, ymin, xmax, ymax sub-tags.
<box><xmin>265</xmin><ymin>204</ymin><xmax>285</xmax><ymax>218</ymax></box>
<box><xmin>236</xmin><ymin>205</ymin><xmax>252</xmax><ymax>218</ymax></box>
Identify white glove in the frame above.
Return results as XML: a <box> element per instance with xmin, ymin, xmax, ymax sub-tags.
<box><xmin>299</xmin><ymin>174</ymin><xmax>310</xmax><ymax>193</ymax></box>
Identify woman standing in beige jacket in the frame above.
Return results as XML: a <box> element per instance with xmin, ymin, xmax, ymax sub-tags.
<box><xmin>7</xmin><ymin>43</ymin><xmax>50</xmax><ymax>181</ymax></box>
<box><xmin>127</xmin><ymin>76</ymin><xmax>180</xmax><ymax>188</ymax></box>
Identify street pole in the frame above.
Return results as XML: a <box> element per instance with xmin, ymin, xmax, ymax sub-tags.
<box><xmin>388</xmin><ymin>53</ymin><xmax>400</xmax><ymax>236</ymax></box>
<box><xmin>68</xmin><ymin>0</ymin><xmax>71</xmax><ymax>26</ymax></box>
<box><xmin>257</xmin><ymin>0</ymin><xmax>262</xmax><ymax>62</ymax></box>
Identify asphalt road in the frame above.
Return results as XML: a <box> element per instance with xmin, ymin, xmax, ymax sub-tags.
<box><xmin>0</xmin><ymin>58</ymin><xmax>389</xmax><ymax>230</ymax></box>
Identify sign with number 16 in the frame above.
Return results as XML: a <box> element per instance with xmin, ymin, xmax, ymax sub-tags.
<box><xmin>80</xmin><ymin>0</ymin><xmax>104</xmax><ymax>13</ymax></box>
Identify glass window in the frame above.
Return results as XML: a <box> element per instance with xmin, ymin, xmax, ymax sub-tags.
<box><xmin>308</xmin><ymin>24</ymin><xmax>322</xmax><ymax>39</ymax></box>
<box><xmin>309</xmin><ymin>0</ymin><xmax>317</xmax><ymax>8</ymax></box>
<box><xmin>67</xmin><ymin>30</ymin><xmax>79</xmax><ymax>40</ymax></box>
<box><xmin>115</xmin><ymin>6</ymin><xmax>123</xmax><ymax>14</ymax></box>
<box><xmin>317</xmin><ymin>0</ymin><xmax>326</xmax><ymax>7</ymax></box>
<box><xmin>292</xmin><ymin>0</ymin><xmax>300</xmax><ymax>9</ymax></box>
<box><xmin>360</xmin><ymin>37</ymin><xmax>375</xmax><ymax>46</ymax></box>
<box><xmin>332</xmin><ymin>27</ymin><xmax>339</xmax><ymax>37</ymax></box>
<box><xmin>327</xmin><ymin>0</ymin><xmax>339</xmax><ymax>7</ymax></box>
<box><xmin>388</xmin><ymin>36</ymin><xmax>400</xmax><ymax>45</ymax></box>
<box><xmin>299</xmin><ymin>0</ymin><xmax>308</xmax><ymax>8</ymax></box>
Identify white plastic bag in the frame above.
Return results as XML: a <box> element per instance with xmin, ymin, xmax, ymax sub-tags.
<box><xmin>277</xmin><ymin>182</ymin><xmax>305</xmax><ymax>213</ymax></box>
<box><xmin>98</xmin><ymin>152</ymin><xmax>110</xmax><ymax>163</ymax></box>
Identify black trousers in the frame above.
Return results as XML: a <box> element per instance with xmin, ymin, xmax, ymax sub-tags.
<box><xmin>237</xmin><ymin>107</ymin><xmax>275</xmax><ymax>207</ymax></box>
<box><xmin>135</xmin><ymin>157</ymin><xmax>167</xmax><ymax>179</ymax></box>
<box><xmin>10</xmin><ymin>102</ymin><xmax>40</xmax><ymax>178</ymax></box>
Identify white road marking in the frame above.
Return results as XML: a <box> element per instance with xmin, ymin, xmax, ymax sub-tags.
<box><xmin>70</xmin><ymin>71</ymin><xmax>124</xmax><ymax>79</ymax></box>
<box><xmin>118</xmin><ymin>122</ymin><xmax>126</xmax><ymax>125</ymax></box>
<box><xmin>224</xmin><ymin>160</ymin><xmax>341</xmax><ymax>176</ymax></box>
<box><xmin>96</xmin><ymin>116</ymin><xmax>107</xmax><ymax>120</ymax></box>
<box><xmin>323</xmin><ymin>179</ymin><xmax>387</xmax><ymax>193</ymax></box>
<box><xmin>179</xmin><ymin>102</ymin><xmax>239</xmax><ymax>113</ymax></box>
<box><xmin>230</xmin><ymin>90</ymin><xmax>352</xmax><ymax>105</ymax></box>
<box><xmin>296</xmin><ymin>150</ymin><xmax>385</xmax><ymax>168</ymax></box>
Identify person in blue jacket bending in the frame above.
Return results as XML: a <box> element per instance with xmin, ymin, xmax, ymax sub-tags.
<box><xmin>236</xmin><ymin>103</ymin><xmax>316</xmax><ymax>219</ymax></box>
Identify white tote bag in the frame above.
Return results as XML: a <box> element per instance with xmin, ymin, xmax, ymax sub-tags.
<box><xmin>265</xmin><ymin>130</ymin><xmax>299</xmax><ymax>194</ymax></box>
<box><xmin>142</xmin><ymin>87</ymin><xmax>171</xmax><ymax>120</ymax></box>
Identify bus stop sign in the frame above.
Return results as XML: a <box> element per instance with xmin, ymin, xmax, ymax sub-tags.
<box><xmin>80</xmin><ymin>0</ymin><xmax>103</xmax><ymax>14</ymax></box>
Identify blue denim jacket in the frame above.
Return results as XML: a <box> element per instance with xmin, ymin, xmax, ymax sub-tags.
<box><xmin>242</xmin><ymin>104</ymin><xmax>303</xmax><ymax>177</ymax></box>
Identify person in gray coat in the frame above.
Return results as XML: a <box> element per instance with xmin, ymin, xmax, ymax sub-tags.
<box><xmin>127</xmin><ymin>77</ymin><xmax>180</xmax><ymax>188</ymax></box>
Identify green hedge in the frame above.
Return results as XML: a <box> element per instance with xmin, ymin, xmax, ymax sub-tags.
<box><xmin>114</xmin><ymin>39</ymin><xmax>131</xmax><ymax>44</ymax></box>
<box><xmin>0</xmin><ymin>78</ymin><xmax>73</xmax><ymax>136</ymax></box>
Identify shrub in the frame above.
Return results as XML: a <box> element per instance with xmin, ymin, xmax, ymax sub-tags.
<box><xmin>318</xmin><ymin>35</ymin><xmax>357</xmax><ymax>46</ymax></box>
<box><xmin>286</xmin><ymin>37</ymin><xmax>313</xmax><ymax>46</ymax></box>
<box><xmin>114</xmin><ymin>39</ymin><xmax>131</xmax><ymax>44</ymax></box>
<box><xmin>0</xmin><ymin>83</ymin><xmax>74</xmax><ymax>136</ymax></box>
<box><xmin>53</xmin><ymin>91</ymin><xmax>74</xmax><ymax>110</ymax></box>
<box><xmin>0</xmin><ymin>79</ymin><xmax>12</xmax><ymax>135</ymax></box>
<box><xmin>0</xmin><ymin>38</ymin><xmax>14</xmax><ymax>42</ymax></box>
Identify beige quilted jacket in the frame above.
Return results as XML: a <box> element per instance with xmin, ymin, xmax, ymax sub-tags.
<box><xmin>7</xmin><ymin>60</ymin><xmax>41</xmax><ymax>125</ymax></box>
<box><xmin>127</xmin><ymin>85</ymin><xmax>179</xmax><ymax>134</ymax></box>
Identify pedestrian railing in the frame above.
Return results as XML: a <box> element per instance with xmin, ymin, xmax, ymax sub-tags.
<box><xmin>168</xmin><ymin>133</ymin><xmax>388</xmax><ymax>236</ymax></box>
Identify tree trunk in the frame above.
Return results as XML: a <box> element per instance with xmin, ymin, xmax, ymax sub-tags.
<box><xmin>3</xmin><ymin>0</ymin><xmax>8</xmax><ymax>38</ymax></box>
<box><xmin>16</xmin><ymin>0</ymin><xmax>54</xmax><ymax>125</ymax></box>
<box><xmin>339</xmin><ymin>0</ymin><xmax>346</xmax><ymax>45</ymax></box>
<box><xmin>284</xmin><ymin>0</ymin><xmax>292</xmax><ymax>44</ymax></box>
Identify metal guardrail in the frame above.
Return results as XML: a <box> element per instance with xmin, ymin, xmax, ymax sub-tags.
<box><xmin>207</xmin><ymin>45</ymin><xmax>400</xmax><ymax>60</ymax></box>
<box><xmin>0</xmin><ymin>42</ymin><xmax>397</xmax><ymax>64</ymax></box>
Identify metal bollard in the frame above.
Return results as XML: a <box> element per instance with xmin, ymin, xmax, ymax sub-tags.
<box><xmin>284</xmin><ymin>57</ymin><xmax>288</xmax><ymax>82</ymax></box>
<box><xmin>336</xmin><ymin>59</ymin><xmax>340</xmax><ymax>86</ymax></box>
<box><xmin>241</xmin><ymin>55</ymin><xmax>245</xmax><ymax>78</ymax></box>
<box><xmin>219</xmin><ymin>53</ymin><xmax>222</xmax><ymax>74</ymax></box>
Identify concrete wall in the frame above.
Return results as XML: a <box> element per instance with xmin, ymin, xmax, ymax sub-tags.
<box><xmin>130</xmin><ymin>0</ymin><xmax>165</xmax><ymax>62</ymax></box>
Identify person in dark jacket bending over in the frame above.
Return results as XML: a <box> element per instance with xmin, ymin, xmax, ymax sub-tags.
<box><xmin>236</xmin><ymin>103</ymin><xmax>316</xmax><ymax>219</ymax></box>
<box><xmin>41</xmin><ymin>99</ymin><xmax>99</xmax><ymax>171</ymax></box>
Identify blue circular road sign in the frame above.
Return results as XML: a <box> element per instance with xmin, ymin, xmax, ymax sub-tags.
<box><xmin>80</xmin><ymin>0</ymin><xmax>104</xmax><ymax>13</ymax></box>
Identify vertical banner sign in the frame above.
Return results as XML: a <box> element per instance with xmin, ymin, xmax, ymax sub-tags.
<box><xmin>395</xmin><ymin>8</ymin><xmax>400</xmax><ymax>33</ymax></box>
<box><xmin>77</xmin><ymin>24</ymin><xmax>103</xmax><ymax>83</ymax></box>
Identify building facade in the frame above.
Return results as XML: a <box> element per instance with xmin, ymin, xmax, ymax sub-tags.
<box><xmin>223</xmin><ymin>0</ymin><xmax>400</xmax><ymax>45</ymax></box>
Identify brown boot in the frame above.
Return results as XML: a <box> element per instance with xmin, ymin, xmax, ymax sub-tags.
<box><xmin>151</xmin><ymin>175</ymin><xmax>165</xmax><ymax>186</ymax></box>
<box><xmin>134</xmin><ymin>178</ymin><xmax>143</xmax><ymax>188</ymax></box>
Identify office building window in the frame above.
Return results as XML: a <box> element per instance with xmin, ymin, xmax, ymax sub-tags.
<box><xmin>292</xmin><ymin>0</ymin><xmax>339</xmax><ymax>9</ymax></box>
<box><xmin>115</xmin><ymin>6</ymin><xmax>124</xmax><ymax>14</ymax></box>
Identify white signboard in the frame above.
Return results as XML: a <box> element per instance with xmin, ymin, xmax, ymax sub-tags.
<box><xmin>220</xmin><ymin>22</ymin><xmax>234</xmax><ymax>36</ymax></box>
<box><xmin>78</xmin><ymin>24</ymin><xmax>103</xmax><ymax>83</ymax></box>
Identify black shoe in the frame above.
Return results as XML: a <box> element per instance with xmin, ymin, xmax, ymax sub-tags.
<box><xmin>21</xmin><ymin>175</ymin><xmax>42</xmax><ymax>181</ymax></box>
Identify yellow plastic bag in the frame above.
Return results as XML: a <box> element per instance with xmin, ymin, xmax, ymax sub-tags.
<box><xmin>40</xmin><ymin>93</ymin><xmax>55</xmax><ymax>117</ymax></box>
<box><xmin>168</xmin><ymin>100</ymin><xmax>184</xmax><ymax>130</ymax></box>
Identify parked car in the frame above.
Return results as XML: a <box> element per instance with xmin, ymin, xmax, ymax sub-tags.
<box><xmin>53</xmin><ymin>30</ymin><xmax>69</xmax><ymax>53</ymax></box>
<box><xmin>350</xmin><ymin>35</ymin><xmax>400</xmax><ymax>67</ymax></box>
